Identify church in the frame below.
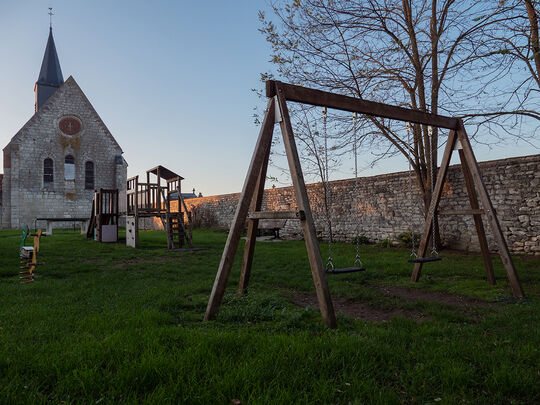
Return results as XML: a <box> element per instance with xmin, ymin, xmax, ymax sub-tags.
<box><xmin>0</xmin><ymin>26</ymin><xmax>127</xmax><ymax>229</ymax></box>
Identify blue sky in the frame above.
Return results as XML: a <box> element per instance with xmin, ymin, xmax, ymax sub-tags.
<box><xmin>0</xmin><ymin>1</ymin><xmax>537</xmax><ymax>196</ymax></box>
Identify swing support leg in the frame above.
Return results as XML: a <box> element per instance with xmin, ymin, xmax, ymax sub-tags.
<box><xmin>411</xmin><ymin>130</ymin><xmax>457</xmax><ymax>281</ymax></box>
<box><xmin>411</xmin><ymin>122</ymin><xmax>524</xmax><ymax>297</ymax></box>
<box><xmin>276</xmin><ymin>90</ymin><xmax>337</xmax><ymax>328</ymax></box>
<box><xmin>458</xmin><ymin>149</ymin><xmax>495</xmax><ymax>285</ymax></box>
<box><xmin>204</xmin><ymin>98</ymin><xmax>276</xmax><ymax>322</ymax></box>
<box><xmin>238</xmin><ymin>127</ymin><xmax>272</xmax><ymax>296</ymax></box>
<box><xmin>456</xmin><ymin>125</ymin><xmax>523</xmax><ymax>296</ymax></box>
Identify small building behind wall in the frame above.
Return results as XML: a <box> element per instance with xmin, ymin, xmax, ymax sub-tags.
<box><xmin>0</xmin><ymin>27</ymin><xmax>127</xmax><ymax>229</ymax></box>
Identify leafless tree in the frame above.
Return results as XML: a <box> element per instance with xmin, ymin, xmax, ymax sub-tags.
<box><xmin>496</xmin><ymin>0</ymin><xmax>539</xmax><ymax>88</ymax></box>
<box><xmin>260</xmin><ymin>0</ymin><xmax>540</xmax><ymax>222</ymax></box>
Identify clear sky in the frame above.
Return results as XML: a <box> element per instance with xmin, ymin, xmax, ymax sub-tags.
<box><xmin>1</xmin><ymin>1</ymin><xmax>537</xmax><ymax>196</ymax></box>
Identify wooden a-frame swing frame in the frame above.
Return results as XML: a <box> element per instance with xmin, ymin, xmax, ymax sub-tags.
<box><xmin>204</xmin><ymin>80</ymin><xmax>524</xmax><ymax>329</ymax></box>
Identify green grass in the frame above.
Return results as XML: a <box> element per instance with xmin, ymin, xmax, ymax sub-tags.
<box><xmin>0</xmin><ymin>228</ymin><xmax>539</xmax><ymax>404</ymax></box>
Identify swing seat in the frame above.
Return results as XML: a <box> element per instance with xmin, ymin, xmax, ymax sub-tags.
<box><xmin>408</xmin><ymin>256</ymin><xmax>442</xmax><ymax>263</ymax></box>
<box><xmin>326</xmin><ymin>266</ymin><xmax>366</xmax><ymax>274</ymax></box>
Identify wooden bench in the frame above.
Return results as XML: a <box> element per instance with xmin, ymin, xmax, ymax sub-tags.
<box><xmin>34</xmin><ymin>217</ymin><xmax>90</xmax><ymax>235</ymax></box>
<box><xmin>258</xmin><ymin>219</ymin><xmax>287</xmax><ymax>239</ymax></box>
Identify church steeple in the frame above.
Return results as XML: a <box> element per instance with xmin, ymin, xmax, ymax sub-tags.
<box><xmin>35</xmin><ymin>25</ymin><xmax>64</xmax><ymax>111</ymax></box>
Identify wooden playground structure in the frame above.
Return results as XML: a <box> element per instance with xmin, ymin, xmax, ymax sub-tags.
<box><xmin>204</xmin><ymin>80</ymin><xmax>525</xmax><ymax>329</ymax></box>
<box><xmin>19</xmin><ymin>226</ymin><xmax>43</xmax><ymax>284</ymax></box>
<box><xmin>87</xmin><ymin>189</ymin><xmax>119</xmax><ymax>242</ymax></box>
<box><xmin>126</xmin><ymin>165</ymin><xmax>193</xmax><ymax>249</ymax></box>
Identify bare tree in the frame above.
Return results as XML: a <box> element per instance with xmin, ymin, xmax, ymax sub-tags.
<box><xmin>260</xmin><ymin>0</ymin><xmax>540</xmax><ymax>223</ymax></box>
<box><xmin>495</xmin><ymin>0</ymin><xmax>539</xmax><ymax>88</ymax></box>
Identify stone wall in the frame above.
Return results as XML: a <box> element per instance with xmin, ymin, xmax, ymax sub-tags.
<box><xmin>184</xmin><ymin>154</ymin><xmax>540</xmax><ymax>255</ymax></box>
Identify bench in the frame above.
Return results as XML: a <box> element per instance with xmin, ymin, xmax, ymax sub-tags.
<box><xmin>258</xmin><ymin>219</ymin><xmax>287</xmax><ymax>239</ymax></box>
<box><xmin>34</xmin><ymin>217</ymin><xmax>90</xmax><ymax>235</ymax></box>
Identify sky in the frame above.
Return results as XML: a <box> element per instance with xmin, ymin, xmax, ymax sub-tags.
<box><xmin>0</xmin><ymin>1</ymin><xmax>538</xmax><ymax>196</ymax></box>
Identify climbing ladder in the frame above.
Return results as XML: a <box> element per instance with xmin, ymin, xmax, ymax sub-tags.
<box><xmin>160</xmin><ymin>186</ymin><xmax>193</xmax><ymax>249</ymax></box>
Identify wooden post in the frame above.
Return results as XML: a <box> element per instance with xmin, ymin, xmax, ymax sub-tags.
<box><xmin>275</xmin><ymin>84</ymin><xmax>337</xmax><ymax>329</ymax></box>
<box><xmin>411</xmin><ymin>130</ymin><xmax>457</xmax><ymax>282</ymax></box>
<box><xmin>97</xmin><ymin>189</ymin><xmax>103</xmax><ymax>241</ymax></box>
<box><xmin>458</xmin><ymin>149</ymin><xmax>495</xmax><ymax>284</ymax></box>
<box><xmin>456</xmin><ymin>123</ymin><xmax>524</xmax><ymax>297</ymax></box>
<box><xmin>204</xmin><ymin>97</ymin><xmax>276</xmax><ymax>322</ymax></box>
<box><xmin>134</xmin><ymin>175</ymin><xmax>139</xmax><ymax>248</ymax></box>
<box><xmin>157</xmin><ymin>167</ymin><xmax>161</xmax><ymax>213</ymax></box>
<box><xmin>238</xmin><ymin>129</ymin><xmax>272</xmax><ymax>295</ymax></box>
<box><xmin>163</xmin><ymin>187</ymin><xmax>172</xmax><ymax>249</ymax></box>
<box><xmin>146</xmin><ymin>172</ymin><xmax>151</xmax><ymax>211</ymax></box>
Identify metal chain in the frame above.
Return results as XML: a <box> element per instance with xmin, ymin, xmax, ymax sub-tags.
<box><xmin>428</xmin><ymin>126</ymin><xmax>438</xmax><ymax>257</ymax></box>
<box><xmin>353</xmin><ymin>113</ymin><xmax>363</xmax><ymax>268</ymax></box>
<box><xmin>322</xmin><ymin>107</ymin><xmax>334</xmax><ymax>271</ymax></box>
<box><xmin>406</xmin><ymin>122</ymin><xmax>417</xmax><ymax>259</ymax></box>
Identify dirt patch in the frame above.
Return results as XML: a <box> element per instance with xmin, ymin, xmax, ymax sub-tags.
<box><xmin>113</xmin><ymin>255</ymin><xmax>170</xmax><ymax>269</ymax></box>
<box><xmin>290</xmin><ymin>293</ymin><xmax>428</xmax><ymax>322</ymax></box>
<box><xmin>377</xmin><ymin>286</ymin><xmax>494</xmax><ymax>308</ymax></box>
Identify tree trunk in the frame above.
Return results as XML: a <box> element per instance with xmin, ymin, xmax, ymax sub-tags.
<box><xmin>525</xmin><ymin>0</ymin><xmax>540</xmax><ymax>87</ymax></box>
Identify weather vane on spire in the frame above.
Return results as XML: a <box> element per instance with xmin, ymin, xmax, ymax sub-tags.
<box><xmin>48</xmin><ymin>7</ymin><xmax>54</xmax><ymax>28</ymax></box>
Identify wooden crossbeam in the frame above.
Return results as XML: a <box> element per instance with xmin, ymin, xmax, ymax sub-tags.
<box><xmin>438</xmin><ymin>209</ymin><xmax>485</xmax><ymax>216</ymax></box>
<box><xmin>248</xmin><ymin>210</ymin><xmax>305</xmax><ymax>220</ymax></box>
<box><xmin>266</xmin><ymin>80</ymin><xmax>458</xmax><ymax>129</ymax></box>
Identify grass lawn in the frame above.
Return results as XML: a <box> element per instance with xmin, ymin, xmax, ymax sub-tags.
<box><xmin>0</xmin><ymin>228</ymin><xmax>539</xmax><ymax>404</ymax></box>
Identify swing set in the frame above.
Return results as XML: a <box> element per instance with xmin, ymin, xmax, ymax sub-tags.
<box><xmin>204</xmin><ymin>81</ymin><xmax>525</xmax><ymax>329</ymax></box>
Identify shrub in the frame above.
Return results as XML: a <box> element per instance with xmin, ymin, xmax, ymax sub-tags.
<box><xmin>397</xmin><ymin>231</ymin><xmax>420</xmax><ymax>247</ymax></box>
<box><xmin>377</xmin><ymin>238</ymin><xmax>393</xmax><ymax>248</ymax></box>
<box><xmin>352</xmin><ymin>234</ymin><xmax>371</xmax><ymax>245</ymax></box>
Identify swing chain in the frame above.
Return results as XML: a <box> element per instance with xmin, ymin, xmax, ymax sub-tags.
<box><xmin>406</xmin><ymin>122</ymin><xmax>417</xmax><ymax>258</ymax></box>
<box><xmin>352</xmin><ymin>112</ymin><xmax>364</xmax><ymax>268</ymax></box>
<box><xmin>322</xmin><ymin>106</ymin><xmax>333</xmax><ymax>270</ymax></box>
<box><xmin>326</xmin><ymin>253</ymin><xmax>335</xmax><ymax>271</ymax></box>
<box><xmin>428</xmin><ymin>126</ymin><xmax>439</xmax><ymax>257</ymax></box>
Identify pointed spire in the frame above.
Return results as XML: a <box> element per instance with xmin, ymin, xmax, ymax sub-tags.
<box><xmin>35</xmin><ymin>24</ymin><xmax>64</xmax><ymax>111</ymax></box>
<box><xmin>37</xmin><ymin>27</ymin><xmax>64</xmax><ymax>87</ymax></box>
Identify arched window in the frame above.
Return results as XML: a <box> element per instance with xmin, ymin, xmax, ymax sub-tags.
<box><xmin>64</xmin><ymin>155</ymin><xmax>75</xmax><ymax>180</ymax></box>
<box><xmin>85</xmin><ymin>161</ymin><xmax>94</xmax><ymax>190</ymax></box>
<box><xmin>43</xmin><ymin>158</ymin><xmax>54</xmax><ymax>188</ymax></box>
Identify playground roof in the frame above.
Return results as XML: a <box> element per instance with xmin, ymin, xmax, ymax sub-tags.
<box><xmin>146</xmin><ymin>165</ymin><xmax>184</xmax><ymax>181</ymax></box>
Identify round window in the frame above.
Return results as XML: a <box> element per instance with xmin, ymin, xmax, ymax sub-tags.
<box><xmin>58</xmin><ymin>117</ymin><xmax>82</xmax><ymax>136</ymax></box>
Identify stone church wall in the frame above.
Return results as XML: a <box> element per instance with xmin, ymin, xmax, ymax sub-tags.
<box><xmin>1</xmin><ymin>78</ymin><xmax>127</xmax><ymax>229</ymax></box>
<box><xmin>184</xmin><ymin>154</ymin><xmax>540</xmax><ymax>255</ymax></box>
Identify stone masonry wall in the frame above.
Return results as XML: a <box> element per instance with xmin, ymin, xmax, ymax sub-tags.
<box><xmin>184</xmin><ymin>154</ymin><xmax>540</xmax><ymax>255</ymax></box>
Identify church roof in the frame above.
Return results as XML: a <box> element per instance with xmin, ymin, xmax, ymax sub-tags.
<box><xmin>36</xmin><ymin>27</ymin><xmax>64</xmax><ymax>87</ymax></box>
<box><xmin>4</xmin><ymin>76</ymin><xmax>124</xmax><ymax>154</ymax></box>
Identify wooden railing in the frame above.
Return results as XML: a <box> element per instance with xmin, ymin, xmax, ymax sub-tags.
<box><xmin>126</xmin><ymin>175</ymin><xmax>181</xmax><ymax>215</ymax></box>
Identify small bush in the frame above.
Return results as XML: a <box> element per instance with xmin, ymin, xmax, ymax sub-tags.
<box><xmin>397</xmin><ymin>231</ymin><xmax>421</xmax><ymax>247</ymax></box>
<box><xmin>377</xmin><ymin>238</ymin><xmax>393</xmax><ymax>248</ymax></box>
<box><xmin>352</xmin><ymin>234</ymin><xmax>371</xmax><ymax>245</ymax></box>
